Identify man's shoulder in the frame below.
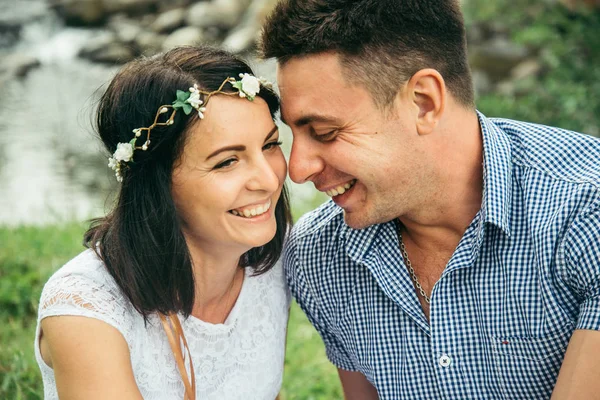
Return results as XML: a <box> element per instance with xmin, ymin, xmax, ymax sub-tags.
<box><xmin>490</xmin><ymin>117</ymin><xmax>600</xmax><ymax>187</ymax></box>
<box><xmin>288</xmin><ymin>199</ymin><xmax>346</xmax><ymax>243</ymax></box>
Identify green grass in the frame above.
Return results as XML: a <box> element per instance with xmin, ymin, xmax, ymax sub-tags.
<box><xmin>0</xmin><ymin>223</ymin><xmax>342</xmax><ymax>399</ymax></box>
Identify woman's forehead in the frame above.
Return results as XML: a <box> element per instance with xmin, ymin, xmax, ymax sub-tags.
<box><xmin>183</xmin><ymin>96</ymin><xmax>276</xmax><ymax>152</ymax></box>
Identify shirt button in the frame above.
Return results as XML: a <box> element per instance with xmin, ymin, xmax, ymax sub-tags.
<box><xmin>439</xmin><ymin>354</ymin><xmax>452</xmax><ymax>368</ymax></box>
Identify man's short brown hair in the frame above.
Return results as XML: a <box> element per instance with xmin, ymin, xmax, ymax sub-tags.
<box><xmin>261</xmin><ymin>0</ymin><xmax>474</xmax><ymax>108</ymax></box>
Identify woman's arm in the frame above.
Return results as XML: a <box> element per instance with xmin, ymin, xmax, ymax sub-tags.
<box><xmin>338</xmin><ymin>369</ymin><xmax>378</xmax><ymax>399</ymax></box>
<box><xmin>40</xmin><ymin>316</ymin><xmax>144</xmax><ymax>400</ymax></box>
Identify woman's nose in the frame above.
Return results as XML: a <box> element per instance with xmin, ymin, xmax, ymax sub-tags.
<box><xmin>246</xmin><ymin>153</ymin><xmax>282</xmax><ymax>193</ymax></box>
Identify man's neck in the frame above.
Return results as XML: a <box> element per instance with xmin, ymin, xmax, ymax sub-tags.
<box><xmin>401</xmin><ymin>108</ymin><xmax>483</xmax><ymax>251</ymax></box>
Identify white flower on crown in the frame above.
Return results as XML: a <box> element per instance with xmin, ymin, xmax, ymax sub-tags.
<box><xmin>108</xmin><ymin>157</ymin><xmax>118</xmax><ymax>169</ymax></box>
<box><xmin>258</xmin><ymin>76</ymin><xmax>273</xmax><ymax>89</ymax></box>
<box><xmin>108</xmin><ymin>156</ymin><xmax>123</xmax><ymax>181</ymax></box>
<box><xmin>113</xmin><ymin>142</ymin><xmax>134</xmax><ymax>162</ymax></box>
<box><xmin>239</xmin><ymin>73</ymin><xmax>261</xmax><ymax>98</ymax></box>
<box><xmin>187</xmin><ymin>85</ymin><xmax>203</xmax><ymax>108</ymax></box>
<box><xmin>187</xmin><ymin>84</ymin><xmax>207</xmax><ymax>118</ymax></box>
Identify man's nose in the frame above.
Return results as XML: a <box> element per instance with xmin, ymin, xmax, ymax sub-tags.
<box><xmin>288</xmin><ymin>134</ymin><xmax>324</xmax><ymax>184</ymax></box>
<box><xmin>246</xmin><ymin>153</ymin><xmax>281</xmax><ymax>193</ymax></box>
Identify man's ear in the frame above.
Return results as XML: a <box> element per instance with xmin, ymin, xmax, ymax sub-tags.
<box><xmin>406</xmin><ymin>69</ymin><xmax>446</xmax><ymax>136</ymax></box>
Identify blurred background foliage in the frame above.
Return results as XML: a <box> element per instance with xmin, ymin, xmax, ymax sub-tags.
<box><xmin>463</xmin><ymin>0</ymin><xmax>600</xmax><ymax>135</ymax></box>
<box><xmin>1</xmin><ymin>0</ymin><xmax>599</xmax><ymax>398</ymax></box>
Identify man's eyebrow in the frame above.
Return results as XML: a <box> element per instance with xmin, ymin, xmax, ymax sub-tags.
<box><xmin>205</xmin><ymin>125</ymin><xmax>279</xmax><ymax>160</ymax></box>
<box><xmin>280</xmin><ymin>109</ymin><xmax>339</xmax><ymax>127</ymax></box>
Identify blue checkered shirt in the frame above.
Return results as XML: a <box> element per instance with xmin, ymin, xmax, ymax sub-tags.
<box><xmin>284</xmin><ymin>112</ymin><xmax>600</xmax><ymax>399</ymax></box>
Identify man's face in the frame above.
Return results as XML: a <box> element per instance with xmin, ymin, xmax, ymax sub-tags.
<box><xmin>277</xmin><ymin>52</ymin><xmax>427</xmax><ymax>229</ymax></box>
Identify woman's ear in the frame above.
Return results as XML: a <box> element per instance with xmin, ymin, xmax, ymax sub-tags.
<box><xmin>406</xmin><ymin>68</ymin><xmax>446</xmax><ymax>136</ymax></box>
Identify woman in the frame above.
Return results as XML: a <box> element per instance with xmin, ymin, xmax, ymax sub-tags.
<box><xmin>34</xmin><ymin>46</ymin><xmax>292</xmax><ymax>399</ymax></box>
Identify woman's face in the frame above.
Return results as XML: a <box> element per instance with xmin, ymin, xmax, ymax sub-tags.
<box><xmin>171</xmin><ymin>95</ymin><xmax>286</xmax><ymax>253</ymax></box>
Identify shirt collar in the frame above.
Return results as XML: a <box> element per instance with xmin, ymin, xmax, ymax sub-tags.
<box><xmin>343</xmin><ymin>111</ymin><xmax>513</xmax><ymax>262</ymax></box>
<box><xmin>478</xmin><ymin>111</ymin><xmax>512</xmax><ymax>236</ymax></box>
<box><xmin>344</xmin><ymin>222</ymin><xmax>384</xmax><ymax>263</ymax></box>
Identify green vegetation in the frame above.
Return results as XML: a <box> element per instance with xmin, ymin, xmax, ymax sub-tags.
<box><xmin>464</xmin><ymin>1</ymin><xmax>600</xmax><ymax>136</ymax></box>
<box><xmin>0</xmin><ymin>223</ymin><xmax>89</xmax><ymax>400</ymax></box>
<box><xmin>0</xmin><ymin>223</ymin><xmax>342</xmax><ymax>399</ymax></box>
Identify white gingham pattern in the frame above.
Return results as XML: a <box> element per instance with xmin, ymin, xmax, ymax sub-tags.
<box><xmin>284</xmin><ymin>112</ymin><xmax>600</xmax><ymax>399</ymax></box>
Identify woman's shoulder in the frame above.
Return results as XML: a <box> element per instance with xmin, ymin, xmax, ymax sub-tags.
<box><xmin>48</xmin><ymin>248</ymin><xmax>109</xmax><ymax>279</ymax></box>
<box><xmin>38</xmin><ymin>248</ymin><xmax>139</xmax><ymax>337</ymax></box>
<box><xmin>245</xmin><ymin>259</ymin><xmax>290</xmax><ymax>309</ymax></box>
<box><xmin>42</xmin><ymin>249</ymin><xmax>122</xmax><ymax>301</ymax></box>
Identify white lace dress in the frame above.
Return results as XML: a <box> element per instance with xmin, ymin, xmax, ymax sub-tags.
<box><xmin>34</xmin><ymin>249</ymin><xmax>290</xmax><ymax>400</ymax></box>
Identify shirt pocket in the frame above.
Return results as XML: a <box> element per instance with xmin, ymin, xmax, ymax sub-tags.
<box><xmin>489</xmin><ymin>324</ymin><xmax>574</xmax><ymax>400</ymax></box>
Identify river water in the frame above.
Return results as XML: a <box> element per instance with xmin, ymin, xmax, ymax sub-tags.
<box><xmin>0</xmin><ymin>0</ymin><xmax>315</xmax><ymax>226</ymax></box>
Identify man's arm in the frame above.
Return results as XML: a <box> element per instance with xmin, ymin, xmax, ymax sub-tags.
<box><xmin>553</xmin><ymin>201</ymin><xmax>600</xmax><ymax>398</ymax></box>
<box><xmin>552</xmin><ymin>329</ymin><xmax>600</xmax><ymax>399</ymax></box>
<box><xmin>338</xmin><ymin>369</ymin><xmax>378</xmax><ymax>400</ymax></box>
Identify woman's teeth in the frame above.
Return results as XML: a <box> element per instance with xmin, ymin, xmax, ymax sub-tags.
<box><xmin>326</xmin><ymin>180</ymin><xmax>356</xmax><ymax>197</ymax></box>
<box><xmin>229</xmin><ymin>200</ymin><xmax>272</xmax><ymax>218</ymax></box>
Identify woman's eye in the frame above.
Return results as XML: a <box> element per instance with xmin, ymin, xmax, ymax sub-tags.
<box><xmin>263</xmin><ymin>140</ymin><xmax>283</xmax><ymax>151</ymax></box>
<box><xmin>214</xmin><ymin>158</ymin><xmax>237</xmax><ymax>169</ymax></box>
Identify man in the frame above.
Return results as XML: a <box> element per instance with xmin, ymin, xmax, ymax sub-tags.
<box><xmin>261</xmin><ymin>0</ymin><xmax>600</xmax><ymax>399</ymax></box>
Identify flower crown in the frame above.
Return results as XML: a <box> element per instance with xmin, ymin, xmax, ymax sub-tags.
<box><xmin>108</xmin><ymin>73</ymin><xmax>273</xmax><ymax>182</ymax></box>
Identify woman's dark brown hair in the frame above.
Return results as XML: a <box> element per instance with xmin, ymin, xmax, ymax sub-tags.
<box><xmin>84</xmin><ymin>46</ymin><xmax>292</xmax><ymax>320</ymax></box>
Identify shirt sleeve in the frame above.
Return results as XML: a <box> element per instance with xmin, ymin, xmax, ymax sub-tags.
<box><xmin>563</xmin><ymin>199</ymin><xmax>600</xmax><ymax>331</ymax></box>
<box><xmin>283</xmin><ymin>234</ymin><xmax>357</xmax><ymax>371</ymax></box>
<box><xmin>37</xmin><ymin>257</ymin><xmax>134</xmax><ymax>342</ymax></box>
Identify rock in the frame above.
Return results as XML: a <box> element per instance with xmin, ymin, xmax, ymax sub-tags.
<box><xmin>511</xmin><ymin>59</ymin><xmax>542</xmax><ymax>80</ymax></box>
<box><xmin>87</xmin><ymin>43</ymin><xmax>137</xmax><ymax>63</ymax></box>
<box><xmin>162</xmin><ymin>26</ymin><xmax>204</xmax><ymax>50</ymax></box>
<box><xmin>496</xmin><ymin>80</ymin><xmax>516</xmax><ymax>97</ymax></box>
<box><xmin>222</xmin><ymin>25</ymin><xmax>257</xmax><ymax>53</ymax></box>
<box><xmin>187</xmin><ymin>0</ymin><xmax>250</xmax><ymax>30</ymax></box>
<box><xmin>102</xmin><ymin>0</ymin><xmax>159</xmax><ymax>15</ymax></box>
<box><xmin>222</xmin><ymin>0</ymin><xmax>279</xmax><ymax>53</ymax></box>
<box><xmin>560</xmin><ymin>0</ymin><xmax>600</xmax><ymax>10</ymax></box>
<box><xmin>202</xmin><ymin>26</ymin><xmax>223</xmax><ymax>42</ymax></box>
<box><xmin>187</xmin><ymin>2</ymin><xmax>218</xmax><ymax>29</ymax></box>
<box><xmin>157</xmin><ymin>0</ymin><xmax>191</xmax><ymax>13</ymax></box>
<box><xmin>135</xmin><ymin>30</ymin><xmax>166</xmax><ymax>55</ymax></box>
<box><xmin>79</xmin><ymin>32</ymin><xmax>136</xmax><ymax>63</ymax></box>
<box><xmin>51</xmin><ymin>0</ymin><xmax>106</xmax><ymax>26</ymax></box>
<box><xmin>108</xmin><ymin>14</ymin><xmax>143</xmax><ymax>43</ymax></box>
<box><xmin>0</xmin><ymin>53</ymin><xmax>40</xmax><ymax>78</ymax></box>
<box><xmin>468</xmin><ymin>37</ymin><xmax>530</xmax><ymax>82</ymax></box>
<box><xmin>465</xmin><ymin>22</ymin><xmax>485</xmax><ymax>45</ymax></box>
<box><xmin>243</xmin><ymin>0</ymin><xmax>278</xmax><ymax>22</ymax></box>
<box><xmin>471</xmin><ymin>69</ymin><xmax>492</xmax><ymax>98</ymax></box>
<box><xmin>150</xmin><ymin>8</ymin><xmax>186</xmax><ymax>33</ymax></box>
<box><xmin>139</xmin><ymin>14</ymin><xmax>157</xmax><ymax>28</ymax></box>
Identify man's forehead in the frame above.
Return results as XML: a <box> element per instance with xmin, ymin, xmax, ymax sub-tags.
<box><xmin>277</xmin><ymin>53</ymin><xmax>345</xmax><ymax>85</ymax></box>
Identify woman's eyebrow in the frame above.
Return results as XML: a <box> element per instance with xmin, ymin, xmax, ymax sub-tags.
<box><xmin>264</xmin><ymin>125</ymin><xmax>279</xmax><ymax>141</ymax></box>
<box><xmin>205</xmin><ymin>126</ymin><xmax>279</xmax><ymax>161</ymax></box>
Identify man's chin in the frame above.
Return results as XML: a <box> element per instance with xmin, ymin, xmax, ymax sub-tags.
<box><xmin>342</xmin><ymin>209</ymin><xmax>373</xmax><ymax>230</ymax></box>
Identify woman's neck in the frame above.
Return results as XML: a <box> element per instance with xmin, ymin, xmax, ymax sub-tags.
<box><xmin>185</xmin><ymin>239</ymin><xmax>246</xmax><ymax>322</ymax></box>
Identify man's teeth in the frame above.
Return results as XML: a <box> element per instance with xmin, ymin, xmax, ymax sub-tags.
<box><xmin>325</xmin><ymin>180</ymin><xmax>356</xmax><ymax>197</ymax></box>
<box><xmin>230</xmin><ymin>200</ymin><xmax>271</xmax><ymax>218</ymax></box>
